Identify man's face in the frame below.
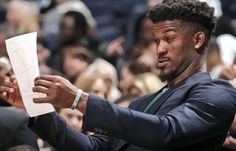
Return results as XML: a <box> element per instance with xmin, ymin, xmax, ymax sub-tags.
<box><xmin>152</xmin><ymin>20</ymin><xmax>196</xmax><ymax>82</ymax></box>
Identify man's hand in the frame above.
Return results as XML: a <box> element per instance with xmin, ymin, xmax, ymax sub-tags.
<box><xmin>33</xmin><ymin>75</ymin><xmax>79</xmax><ymax>109</ymax></box>
<box><xmin>0</xmin><ymin>76</ymin><xmax>24</xmax><ymax>109</ymax></box>
<box><xmin>106</xmin><ymin>36</ymin><xmax>124</xmax><ymax>57</ymax></box>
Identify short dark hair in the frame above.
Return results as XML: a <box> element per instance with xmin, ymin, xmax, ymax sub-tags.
<box><xmin>148</xmin><ymin>0</ymin><xmax>217</xmax><ymax>35</ymax></box>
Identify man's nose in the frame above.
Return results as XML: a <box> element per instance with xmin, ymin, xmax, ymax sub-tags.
<box><xmin>156</xmin><ymin>41</ymin><xmax>168</xmax><ymax>56</ymax></box>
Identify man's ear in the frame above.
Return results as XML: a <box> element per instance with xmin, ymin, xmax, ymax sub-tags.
<box><xmin>194</xmin><ymin>31</ymin><xmax>206</xmax><ymax>53</ymax></box>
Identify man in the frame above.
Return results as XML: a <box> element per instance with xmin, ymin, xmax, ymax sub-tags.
<box><xmin>1</xmin><ymin>0</ymin><xmax>236</xmax><ymax>151</ymax></box>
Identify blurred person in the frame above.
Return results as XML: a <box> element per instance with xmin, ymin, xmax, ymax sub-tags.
<box><xmin>206</xmin><ymin>37</ymin><xmax>225</xmax><ymax>79</ymax></box>
<box><xmin>6</xmin><ymin>0</ymin><xmax>39</xmax><ymax>36</ymax></box>
<box><xmin>0</xmin><ymin>58</ymin><xmax>39</xmax><ymax>150</ymax></box>
<box><xmin>83</xmin><ymin>0</ymin><xmax>148</xmax><ymax>67</ymax></box>
<box><xmin>37</xmin><ymin>37</ymin><xmax>64</xmax><ymax>78</ymax></box>
<box><xmin>41</xmin><ymin>0</ymin><xmax>96</xmax><ymax>51</ymax></box>
<box><xmin>59</xmin><ymin>108</ymin><xmax>83</xmax><ymax>132</ymax></box>
<box><xmin>75</xmin><ymin>73</ymin><xmax>109</xmax><ymax>99</ymax></box>
<box><xmin>48</xmin><ymin>11</ymin><xmax>98</xmax><ymax>69</ymax></box>
<box><xmin>206</xmin><ymin>37</ymin><xmax>222</xmax><ymax>73</ymax></box>
<box><xmin>73</xmin><ymin>73</ymin><xmax>109</xmax><ymax>134</ymax></box>
<box><xmin>0</xmin><ymin>0</ymin><xmax>38</xmax><ymax>57</ymax></box>
<box><xmin>61</xmin><ymin>45</ymin><xmax>93</xmax><ymax>82</ymax></box>
<box><xmin>119</xmin><ymin>60</ymin><xmax>151</xmax><ymax>95</ymax></box>
<box><xmin>2</xmin><ymin>0</ymin><xmax>236</xmax><ymax>151</ymax></box>
<box><xmin>128</xmin><ymin>72</ymin><xmax>165</xmax><ymax>96</ymax></box>
<box><xmin>0</xmin><ymin>104</ymin><xmax>39</xmax><ymax>151</ymax></box>
<box><xmin>206</xmin><ymin>37</ymin><xmax>236</xmax><ymax>81</ymax></box>
<box><xmin>83</xmin><ymin>58</ymin><xmax>121</xmax><ymax>101</ymax></box>
<box><xmin>128</xmin><ymin>14</ymin><xmax>157</xmax><ymax>69</ymax></box>
<box><xmin>90</xmin><ymin>78</ymin><xmax>109</xmax><ymax>99</ymax></box>
<box><xmin>57</xmin><ymin>11</ymin><xmax>89</xmax><ymax>48</ymax></box>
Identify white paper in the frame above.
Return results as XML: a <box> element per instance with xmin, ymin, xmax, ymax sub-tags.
<box><xmin>5</xmin><ymin>32</ymin><xmax>55</xmax><ymax>117</ymax></box>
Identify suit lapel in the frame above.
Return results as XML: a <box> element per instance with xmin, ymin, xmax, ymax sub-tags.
<box><xmin>135</xmin><ymin>90</ymin><xmax>163</xmax><ymax>112</ymax></box>
<box><xmin>145</xmin><ymin>87</ymin><xmax>179</xmax><ymax>114</ymax></box>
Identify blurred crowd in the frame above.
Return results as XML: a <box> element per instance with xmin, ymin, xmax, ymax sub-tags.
<box><xmin>0</xmin><ymin>0</ymin><xmax>235</xmax><ymax>150</ymax></box>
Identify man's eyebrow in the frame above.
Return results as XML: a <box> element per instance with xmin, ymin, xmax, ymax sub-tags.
<box><xmin>152</xmin><ymin>25</ymin><xmax>176</xmax><ymax>33</ymax></box>
<box><xmin>163</xmin><ymin>28</ymin><xmax>176</xmax><ymax>33</ymax></box>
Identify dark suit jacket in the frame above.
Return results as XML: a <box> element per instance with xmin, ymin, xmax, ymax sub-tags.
<box><xmin>31</xmin><ymin>72</ymin><xmax>236</xmax><ymax>151</ymax></box>
<box><xmin>0</xmin><ymin>107</ymin><xmax>39</xmax><ymax>150</ymax></box>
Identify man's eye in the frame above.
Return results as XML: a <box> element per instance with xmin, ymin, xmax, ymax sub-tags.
<box><xmin>166</xmin><ymin>37</ymin><xmax>174</xmax><ymax>43</ymax></box>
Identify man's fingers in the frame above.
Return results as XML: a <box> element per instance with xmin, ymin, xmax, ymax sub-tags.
<box><xmin>35</xmin><ymin>75</ymin><xmax>60</xmax><ymax>83</ymax></box>
<box><xmin>34</xmin><ymin>79</ymin><xmax>53</xmax><ymax>88</ymax></box>
<box><xmin>33</xmin><ymin>96</ymin><xmax>51</xmax><ymax>104</ymax></box>
<box><xmin>0</xmin><ymin>92</ymin><xmax>8</xmax><ymax>100</ymax></box>
<box><xmin>0</xmin><ymin>85</ymin><xmax>14</xmax><ymax>93</ymax></box>
<box><xmin>33</xmin><ymin>86</ymin><xmax>49</xmax><ymax>95</ymax></box>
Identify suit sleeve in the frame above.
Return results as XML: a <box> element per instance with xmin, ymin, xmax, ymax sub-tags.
<box><xmin>83</xmin><ymin>83</ymin><xmax>236</xmax><ymax>150</ymax></box>
<box><xmin>14</xmin><ymin>116</ymin><xmax>39</xmax><ymax>149</ymax></box>
<box><xmin>31</xmin><ymin>112</ymin><xmax>113</xmax><ymax>151</ymax></box>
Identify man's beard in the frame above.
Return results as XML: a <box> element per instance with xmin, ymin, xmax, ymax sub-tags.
<box><xmin>159</xmin><ymin>69</ymin><xmax>178</xmax><ymax>82</ymax></box>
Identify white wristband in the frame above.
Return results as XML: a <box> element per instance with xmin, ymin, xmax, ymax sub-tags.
<box><xmin>71</xmin><ymin>89</ymin><xmax>83</xmax><ymax>109</ymax></box>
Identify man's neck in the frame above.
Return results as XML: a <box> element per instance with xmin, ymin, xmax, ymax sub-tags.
<box><xmin>167</xmin><ymin>67</ymin><xmax>201</xmax><ymax>88</ymax></box>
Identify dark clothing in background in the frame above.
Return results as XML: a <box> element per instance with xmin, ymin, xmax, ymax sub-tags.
<box><xmin>0</xmin><ymin>107</ymin><xmax>39</xmax><ymax>150</ymax></box>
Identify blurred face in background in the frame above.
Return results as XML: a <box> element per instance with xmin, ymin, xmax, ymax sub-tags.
<box><xmin>6</xmin><ymin>2</ymin><xmax>21</xmax><ymax>27</ymax></box>
<box><xmin>90</xmin><ymin>78</ymin><xmax>109</xmax><ymax>99</ymax></box>
<box><xmin>62</xmin><ymin>53</ymin><xmax>89</xmax><ymax>80</ymax></box>
<box><xmin>138</xmin><ymin>18</ymin><xmax>154</xmax><ymax>45</ymax></box>
<box><xmin>59</xmin><ymin>15</ymin><xmax>77</xmax><ymax>44</ymax></box>
<box><xmin>59</xmin><ymin>109</ymin><xmax>83</xmax><ymax>132</ymax></box>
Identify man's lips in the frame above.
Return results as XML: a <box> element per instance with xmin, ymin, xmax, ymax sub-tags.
<box><xmin>158</xmin><ymin>57</ymin><xmax>169</xmax><ymax>63</ymax></box>
<box><xmin>157</xmin><ymin>57</ymin><xmax>170</xmax><ymax>68</ymax></box>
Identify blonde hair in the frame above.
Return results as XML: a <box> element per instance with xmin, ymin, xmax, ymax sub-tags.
<box><xmin>75</xmin><ymin>59</ymin><xmax>121</xmax><ymax>101</ymax></box>
<box><xmin>7</xmin><ymin>0</ymin><xmax>39</xmax><ymax>35</ymax></box>
<box><xmin>130</xmin><ymin>72</ymin><xmax>165</xmax><ymax>95</ymax></box>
